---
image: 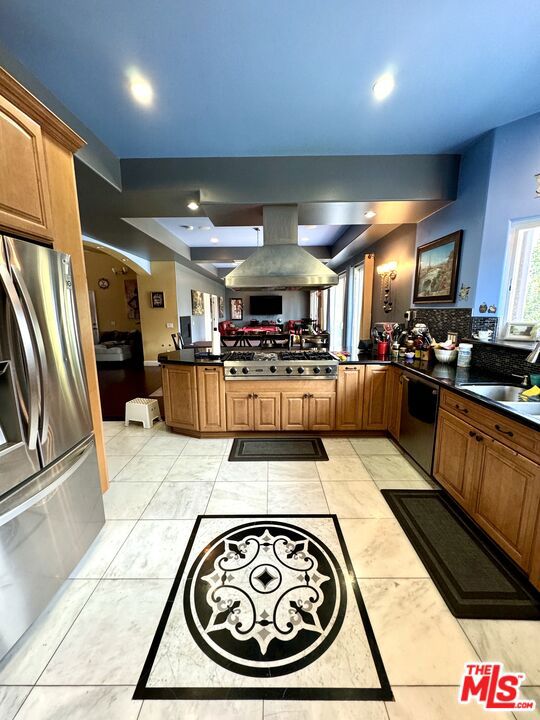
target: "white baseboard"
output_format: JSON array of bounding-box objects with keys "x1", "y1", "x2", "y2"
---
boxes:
[{"x1": 144, "y1": 360, "x2": 160, "y2": 366}]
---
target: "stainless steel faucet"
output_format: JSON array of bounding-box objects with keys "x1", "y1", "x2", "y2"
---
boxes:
[{"x1": 526, "y1": 340, "x2": 540, "y2": 364}]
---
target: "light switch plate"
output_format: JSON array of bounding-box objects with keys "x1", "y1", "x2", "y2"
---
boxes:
[{"x1": 166, "y1": 322, "x2": 174, "y2": 329}]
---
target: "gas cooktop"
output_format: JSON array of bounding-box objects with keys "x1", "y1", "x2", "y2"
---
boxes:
[{"x1": 223, "y1": 350, "x2": 338, "y2": 380}]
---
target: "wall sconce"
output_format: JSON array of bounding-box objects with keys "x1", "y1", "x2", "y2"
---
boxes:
[
  {"x1": 376, "y1": 261, "x2": 398, "y2": 314},
  {"x1": 111, "y1": 265, "x2": 129, "y2": 275},
  {"x1": 535, "y1": 173, "x2": 540, "y2": 197}
]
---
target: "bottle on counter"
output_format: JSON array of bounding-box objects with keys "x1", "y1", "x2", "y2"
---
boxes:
[
  {"x1": 457, "y1": 342, "x2": 473, "y2": 368},
  {"x1": 391, "y1": 341, "x2": 400, "y2": 359}
]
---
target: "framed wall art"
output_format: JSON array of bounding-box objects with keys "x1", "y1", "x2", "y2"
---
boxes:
[
  {"x1": 150, "y1": 291, "x2": 165, "y2": 308},
  {"x1": 413, "y1": 231, "x2": 463, "y2": 303},
  {"x1": 230, "y1": 297, "x2": 243, "y2": 320},
  {"x1": 191, "y1": 289, "x2": 204, "y2": 316}
]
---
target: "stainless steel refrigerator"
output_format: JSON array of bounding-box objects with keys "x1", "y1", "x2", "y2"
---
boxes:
[{"x1": 0, "y1": 235, "x2": 104, "y2": 659}]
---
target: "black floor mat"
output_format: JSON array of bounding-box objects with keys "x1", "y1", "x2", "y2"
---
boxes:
[
  {"x1": 381, "y1": 489, "x2": 540, "y2": 620},
  {"x1": 229, "y1": 437, "x2": 329, "y2": 461}
]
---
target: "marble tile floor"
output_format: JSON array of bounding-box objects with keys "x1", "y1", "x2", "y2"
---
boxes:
[{"x1": 0, "y1": 422, "x2": 537, "y2": 720}]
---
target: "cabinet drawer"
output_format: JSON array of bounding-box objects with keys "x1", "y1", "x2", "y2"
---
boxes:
[{"x1": 440, "y1": 389, "x2": 539, "y2": 463}]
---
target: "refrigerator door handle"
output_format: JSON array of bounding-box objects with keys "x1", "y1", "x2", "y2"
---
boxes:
[
  {"x1": 0, "y1": 243, "x2": 41, "y2": 451},
  {"x1": 10, "y1": 263, "x2": 50, "y2": 445}
]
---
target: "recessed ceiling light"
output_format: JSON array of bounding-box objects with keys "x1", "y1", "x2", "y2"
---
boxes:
[
  {"x1": 187, "y1": 201, "x2": 199, "y2": 211},
  {"x1": 306, "y1": 225, "x2": 317, "y2": 229},
  {"x1": 198, "y1": 225, "x2": 212, "y2": 231},
  {"x1": 121, "y1": 257, "x2": 127, "y2": 262},
  {"x1": 372, "y1": 73, "x2": 395, "y2": 101},
  {"x1": 129, "y1": 75, "x2": 153, "y2": 106},
  {"x1": 364, "y1": 210, "x2": 377, "y2": 219},
  {"x1": 180, "y1": 225, "x2": 194, "y2": 230},
  {"x1": 210, "y1": 237, "x2": 219, "y2": 243}
]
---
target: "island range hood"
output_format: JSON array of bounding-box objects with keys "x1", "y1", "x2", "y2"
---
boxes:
[{"x1": 224, "y1": 205, "x2": 338, "y2": 290}]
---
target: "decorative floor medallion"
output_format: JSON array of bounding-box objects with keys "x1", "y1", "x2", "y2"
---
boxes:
[
  {"x1": 184, "y1": 522, "x2": 345, "y2": 676},
  {"x1": 135, "y1": 515, "x2": 392, "y2": 701}
]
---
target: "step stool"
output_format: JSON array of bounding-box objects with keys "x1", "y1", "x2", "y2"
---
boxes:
[{"x1": 125, "y1": 397, "x2": 161, "y2": 429}]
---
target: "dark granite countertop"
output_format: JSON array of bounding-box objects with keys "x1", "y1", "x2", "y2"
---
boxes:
[
  {"x1": 158, "y1": 350, "x2": 538, "y2": 430},
  {"x1": 158, "y1": 350, "x2": 224, "y2": 366}
]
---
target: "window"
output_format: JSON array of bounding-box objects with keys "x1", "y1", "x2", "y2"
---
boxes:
[
  {"x1": 502, "y1": 220, "x2": 540, "y2": 338},
  {"x1": 309, "y1": 289, "x2": 328, "y2": 331},
  {"x1": 329, "y1": 273, "x2": 347, "y2": 351},
  {"x1": 347, "y1": 264, "x2": 364, "y2": 351}
]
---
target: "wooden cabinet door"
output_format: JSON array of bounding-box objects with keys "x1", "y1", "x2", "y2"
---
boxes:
[
  {"x1": 471, "y1": 437, "x2": 540, "y2": 570},
  {"x1": 281, "y1": 392, "x2": 309, "y2": 431},
  {"x1": 197, "y1": 366, "x2": 226, "y2": 432},
  {"x1": 362, "y1": 365, "x2": 389, "y2": 430},
  {"x1": 253, "y1": 392, "x2": 281, "y2": 431},
  {"x1": 309, "y1": 392, "x2": 336, "y2": 431},
  {"x1": 0, "y1": 95, "x2": 53, "y2": 239},
  {"x1": 387, "y1": 367, "x2": 403, "y2": 440},
  {"x1": 434, "y1": 410, "x2": 479, "y2": 510},
  {"x1": 226, "y1": 392, "x2": 254, "y2": 431},
  {"x1": 336, "y1": 365, "x2": 364, "y2": 430},
  {"x1": 162, "y1": 365, "x2": 199, "y2": 431}
]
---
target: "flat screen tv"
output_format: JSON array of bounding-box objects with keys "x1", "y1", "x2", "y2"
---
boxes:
[{"x1": 249, "y1": 295, "x2": 282, "y2": 315}]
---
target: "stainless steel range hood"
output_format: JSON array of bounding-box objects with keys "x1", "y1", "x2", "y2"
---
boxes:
[{"x1": 224, "y1": 205, "x2": 338, "y2": 290}]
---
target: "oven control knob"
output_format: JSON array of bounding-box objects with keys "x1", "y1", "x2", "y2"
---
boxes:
[
  {"x1": 270, "y1": 366, "x2": 277, "y2": 373},
  {"x1": 297, "y1": 367, "x2": 305, "y2": 374},
  {"x1": 242, "y1": 367, "x2": 249, "y2": 375},
  {"x1": 325, "y1": 367, "x2": 333, "y2": 374},
  {"x1": 286, "y1": 367, "x2": 293, "y2": 374},
  {"x1": 313, "y1": 366, "x2": 321, "y2": 374},
  {"x1": 229, "y1": 367, "x2": 237, "y2": 375}
]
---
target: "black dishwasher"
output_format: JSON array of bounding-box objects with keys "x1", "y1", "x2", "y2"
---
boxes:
[{"x1": 399, "y1": 370, "x2": 439, "y2": 475}]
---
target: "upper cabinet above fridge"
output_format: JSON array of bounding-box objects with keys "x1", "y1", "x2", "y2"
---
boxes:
[{"x1": 0, "y1": 94, "x2": 53, "y2": 240}]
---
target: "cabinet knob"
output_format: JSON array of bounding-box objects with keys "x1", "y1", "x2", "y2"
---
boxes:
[
  {"x1": 303, "y1": 393, "x2": 309, "y2": 398},
  {"x1": 455, "y1": 403, "x2": 469, "y2": 414},
  {"x1": 469, "y1": 430, "x2": 476, "y2": 438},
  {"x1": 475, "y1": 434, "x2": 484, "y2": 442},
  {"x1": 253, "y1": 393, "x2": 259, "y2": 399}
]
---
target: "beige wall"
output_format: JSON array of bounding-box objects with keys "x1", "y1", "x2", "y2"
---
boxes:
[
  {"x1": 84, "y1": 248, "x2": 139, "y2": 333},
  {"x1": 138, "y1": 260, "x2": 179, "y2": 362}
]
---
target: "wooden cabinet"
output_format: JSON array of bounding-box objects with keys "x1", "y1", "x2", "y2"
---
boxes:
[
  {"x1": 0, "y1": 94, "x2": 53, "y2": 239},
  {"x1": 362, "y1": 365, "x2": 389, "y2": 430},
  {"x1": 253, "y1": 392, "x2": 281, "y2": 431},
  {"x1": 197, "y1": 366, "x2": 226, "y2": 432},
  {"x1": 226, "y1": 392, "x2": 253, "y2": 431},
  {"x1": 281, "y1": 390, "x2": 336, "y2": 431},
  {"x1": 281, "y1": 392, "x2": 309, "y2": 431},
  {"x1": 386, "y1": 366, "x2": 403, "y2": 439},
  {"x1": 436, "y1": 390, "x2": 540, "y2": 579},
  {"x1": 336, "y1": 365, "x2": 364, "y2": 430},
  {"x1": 434, "y1": 410, "x2": 480, "y2": 510},
  {"x1": 226, "y1": 390, "x2": 280, "y2": 432},
  {"x1": 162, "y1": 365, "x2": 199, "y2": 431},
  {"x1": 472, "y1": 436, "x2": 540, "y2": 570},
  {"x1": 309, "y1": 392, "x2": 336, "y2": 431}
]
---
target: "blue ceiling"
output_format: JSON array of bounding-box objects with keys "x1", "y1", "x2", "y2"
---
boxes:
[{"x1": 1, "y1": 1, "x2": 539, "y2": 158}]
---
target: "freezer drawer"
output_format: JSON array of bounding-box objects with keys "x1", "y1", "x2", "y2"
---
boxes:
[{"x1": 0, "y1": 437, "x2": 104, "y2": 659}]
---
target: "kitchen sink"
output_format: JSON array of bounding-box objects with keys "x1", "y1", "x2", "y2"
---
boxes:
[
  {"x1": 461, "y1": 384, "x2": 524, "y2": 402},
  {"x1": 502, "y1": 402, "x2": 540, "y2": 420}
]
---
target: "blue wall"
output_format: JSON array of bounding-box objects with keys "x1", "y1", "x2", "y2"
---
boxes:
[
  {"x1": 476, "y1": 112, "x2": 540, "y2": 312},
  {"x1": 415, "y1": 132, "x2": 494, "y2": 308}
]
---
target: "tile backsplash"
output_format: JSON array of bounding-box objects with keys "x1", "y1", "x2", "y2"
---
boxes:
[
  {"x1": 409, "y1": 308, "x2": 539, "y2": 379},
  {"x1": 411, "y1": 308, "x2": 472, "y2": 342}
]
